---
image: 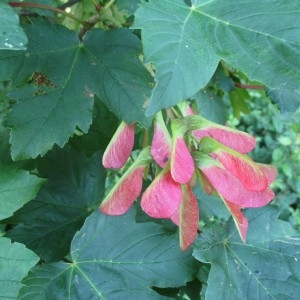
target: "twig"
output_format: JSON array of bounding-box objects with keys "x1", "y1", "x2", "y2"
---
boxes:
[
  {"x1": 234, "y1": 82, "x2": 265, "y2": 90},
  {"x1": 78, "y1": 0, "x2": 117, "y2": 39},
  {"x1": 8, "y1": 2, "x2": 92, "y2": 29}
]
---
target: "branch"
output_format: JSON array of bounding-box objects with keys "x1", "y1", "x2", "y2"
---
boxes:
[{"x1": 8, "y1": 1, "x2": 92, "y2": 29}]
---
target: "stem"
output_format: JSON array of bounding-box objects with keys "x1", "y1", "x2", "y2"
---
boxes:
[
  {"x1": 102, "y1": 0, "x2": 116, "y2": 12},
  {"x1": 8, "y1": 2, "x2": 91, "y2": 28},
  {"x1": 234, "y1": 82, "x2": 265, "y2": 90},
  {"x1": 142, "y1": 129, "x2": 149, "y2": 149},
  {"x1": 149, "y1": 162, "x2": 155, "y2": 181},
  {"x1": 78, "y1": 0, "x2": 117, "y2": 39}
]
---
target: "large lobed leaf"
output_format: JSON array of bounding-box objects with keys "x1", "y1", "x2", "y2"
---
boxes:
[
  {"x1": 0, "y1": 20, "x2": 153, "y2": 160},
  {"x1": 0, "y1": 164, "x2": 45, "y2": 220},
  {"x1": 134, "y1": 0, "x2": 300, "y2": 116},
  {"x1": 0, "y1": 2, "x2": 27, "y2": 50},
  {"x1": 193, "y1": 206, "x2": 300, "y2": 300},
  {"x1": 5, "y1": 146, "x2": 106, "y2": 261},
  {"x1": 18, "y1": 207, "x2": 197, "y2": 299},
  {"x1": 0, "y1": 237, "x2": 39, "y2": 299}
]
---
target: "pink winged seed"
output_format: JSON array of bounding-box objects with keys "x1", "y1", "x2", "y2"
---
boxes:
[
  {"x1": 141, "y1": 170, "x2": 182, "y2": 218},
  {"x1": 200, "y1": 127, "x2": 256, "y2": 154},
  {"x1": 171, "y1": 137, "x2": 195, "y2": 184},
  {"x1": 170, "y1": 206, "x2": 180, "y2": 226},
  {"x1": 185, "y1": 105, "x2": 256, "y2": 153},
  {"x1": 259, "y1": 164, "x2": 277, "y2": 184},
  {"x1": 223, "y1": 199, "x2": 248, "y2": 242},
  {"x1": 200, "y1": 163, "x2": 275, "y2": 208},
  {"x1": 214, "y1": 150, "x2": 269, "y2": 192},
  {"x1": 150, "y1": 116, "x2": 172, "y2": 168},
  {"x1": 100, "y1": 166, "x2": 145, "y2": 215},
  {"x1": 179, "y1": 185, "x2": 199, "y2": 251},
  {"x1": 102, "y1": 122, "x2": 135, "y2": 169}
]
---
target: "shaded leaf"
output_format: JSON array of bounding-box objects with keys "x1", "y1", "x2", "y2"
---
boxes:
[
  {"x1": 193, "y1": 182, "x2": 230, "y2": 223},
  {"x1": 116, "y1": 0, "x2": 141, "y2": 16},
  {"x1": 0, "y1": 237, "x2": 39, "y2": 299},
  {"x1": 266, "y1": 87, "x2": 300, "y2": 113},
  {"x1": 229, "y1": 89, "x2": 251, "y2": 119},
  {"x1": 0, "y1": 128, "x2": 12, "y2": 164},
  {"x1": 15, "y1": 0, "x2": 55, "y2": 17},
  {"x1": 70, "y1": 96, "x2": 119, "y2": 156},
  {"x1": 194, "y1": 89, "x2": 227, "y2": 124},
  {"x1": 193, "y1": 206, "x2": 300, "y2": 300},
  {"x1": 0, "y1": 21, "x2": 153, "y2": 160},
  {"x1": 0, "y1": 164, "x2": 45, "y2": 220},
  {"x1": 19, "y1": 207, "x2": 197, "y2": 299},
  {"x1": 5, "y1": 146, "x2": 106, "y2": 261},
  {"x1": 0, "y1": 2, "x2": 27, "y2": 50},
  {"x1": 134, "y1": 0, "x2": 300, "y2": 115}
]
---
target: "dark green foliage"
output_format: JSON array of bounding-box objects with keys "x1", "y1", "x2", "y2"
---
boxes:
[{"x1": 0, "y1": 1, "x2": 299, "y2": 299}]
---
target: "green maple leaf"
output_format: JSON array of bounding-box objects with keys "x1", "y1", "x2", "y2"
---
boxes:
[
  {"x1": 0, "y1": 2, "x2": 27, "y2": 50},
  {"x1": 0, "y1": 20, "x2": 153, "y2": 160},
  {"x1": 133, "y1": 0, "x2": 300, "y2": 116},
  {"x1": 193, "y1": 206, "x2": 300, "y2": 300},
  {"x1": 18, "y1": 207, "x2": 197, "y2": 299},
  {"x1": 266, "y1": 87, "x2": 300, "y2": 113},
  {"x1": 0, "y1": 237, "x2": 39, "y2": 299},
  {"x1": 5, "y1": 146, "x2": 106, "y2": 261},
  {"x1": 0, "y1": 164, "x2": 45, "y2": 220}
]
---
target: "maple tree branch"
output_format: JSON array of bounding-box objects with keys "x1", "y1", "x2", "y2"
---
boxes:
[{"x1": 8, "y1": 1, "x2": 92, "y2": 29}]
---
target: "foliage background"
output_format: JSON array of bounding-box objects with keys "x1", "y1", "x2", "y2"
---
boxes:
[{"x1": 0, "y1": 0, "x2": 299, "y2": 299}]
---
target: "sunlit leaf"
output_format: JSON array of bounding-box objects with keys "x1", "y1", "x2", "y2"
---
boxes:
[
  {"x1": 134, "y1": 0, "x2": 300, "y2": 115},
  {"x1": 0, "y1": 2, "x2": 27, "y2": 50}
]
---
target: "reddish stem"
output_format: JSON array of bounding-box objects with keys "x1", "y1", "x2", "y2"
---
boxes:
[
  {"x1": 8, "y1": 2, "x2": 91, "y2": 28},
  {"x1": 234, "y1": 83, "x2": 265, "y2": 90}
]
